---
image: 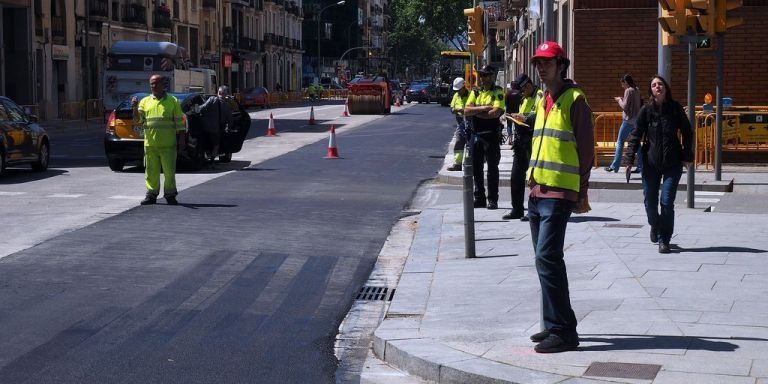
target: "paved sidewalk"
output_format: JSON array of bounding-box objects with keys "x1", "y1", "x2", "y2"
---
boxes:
[{"x1": 373, "y1": 146, "x2": 768, "y2": 383}]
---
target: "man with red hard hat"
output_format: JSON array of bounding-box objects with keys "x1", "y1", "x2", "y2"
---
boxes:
[{"x1": 525, "y1": 41, "x2": 594, "y2": 353}]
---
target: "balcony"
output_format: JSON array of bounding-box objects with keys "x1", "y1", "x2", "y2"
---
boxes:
[
  {"x1": 51, "y1": 15, "x2": 66, "y2": 45},
  {"x1": 121, "y1": 3, "x2": 147, "y2": 25},
  {"x1": 264, "y1": 32, "x2": 274, "y2": 45},
  {"x1": 153, "y1": 9, "x2": 172, "y2": 30},
  {"x1": 89, "y1": 0, "x2": 109, "y2": 18},
  {"x1": 202, "y1": 0, "x2": 215, "y2": 8},
  {"x1": 235, "y1": 37, "x2": 261, "y2": 52}
]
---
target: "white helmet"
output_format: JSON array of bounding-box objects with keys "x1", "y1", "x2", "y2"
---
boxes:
[{"x1": 452, "y1": 77, "x2": 465, "y2": 91}]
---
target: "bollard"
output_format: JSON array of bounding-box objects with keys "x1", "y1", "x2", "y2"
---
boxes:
[{"x1": 462, "y1": 133, "x2": 476, "y2": 259}]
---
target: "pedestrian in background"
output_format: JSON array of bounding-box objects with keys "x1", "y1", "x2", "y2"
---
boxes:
[
  {"x1": 504, "y1": 80, "x2": 523, "y2": 146},
  {"x1": 526, "y1": 41, "x2": 594, "y2": 353},
  {"x1": 132, "y1": 74, "x2": 186, "y2": 206},
  {"x1": 624, "y1": 75, "x2": 693, "y2": 254},
  {"x1": 199, "y1": 85, "x2": 233, "y2": 164},
  {"x1": 464, "y1": 65, "x2": 505, "y2": 210},
  {"x1": 606, "y1": 74, "x2": 643, "y2": 173},
  {"x1": 447, "y1": 77, "x2": 470, "y2": 171},
  {"x1": 503, "y1": 73, "x2": 542, "y2": 221}
]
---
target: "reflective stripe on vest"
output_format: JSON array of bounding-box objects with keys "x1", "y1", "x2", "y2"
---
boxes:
[{"x1": 526, "y1": 88, "x2": 585, "y2": 193}]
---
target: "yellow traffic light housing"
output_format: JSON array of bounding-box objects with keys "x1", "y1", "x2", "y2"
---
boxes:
[
  {"x1": 658, "y1": 0, "x2": 686, "y2": 44},
  {"x1": 715, "y1": 0, "x2": 743, "y2": 33},
  {"x1": 686, "y1": 0, "x2": 716, "y2": 37},
  {"x1": 464, "y1": 6, "x2": 485, "y2": 56}
]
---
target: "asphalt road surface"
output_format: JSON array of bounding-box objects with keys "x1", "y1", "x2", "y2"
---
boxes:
[{"x1": 0, "y1": 103, "x2": 453, "y2": 383}]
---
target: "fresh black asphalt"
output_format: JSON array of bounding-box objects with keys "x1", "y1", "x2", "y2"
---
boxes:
[{"x1": 0, "y1": 104, "x2": 453, "y2": 383}]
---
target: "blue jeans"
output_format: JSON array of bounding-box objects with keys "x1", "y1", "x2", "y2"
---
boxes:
[
  {"x1": 642, "y1": 165, "x2": 683, "y2": 244},
  {"x1": 610, "y1": 120, "x2": 643, "y2": 171},
  {"x1": 528, "y1": 197, "x2": 578, "y2": 339}
]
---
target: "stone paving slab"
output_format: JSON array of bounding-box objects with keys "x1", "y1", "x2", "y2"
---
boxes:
[{"x1": 373, "y1": 195, "x2": 768, "y2": 383}]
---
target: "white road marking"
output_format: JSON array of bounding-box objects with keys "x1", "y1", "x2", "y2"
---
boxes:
[
  {"x1": 0, "y1": 191, "x2": 26, "y2": 196},
  {"x1": 47, "y1": 194, "x2": 86, "y2": 198},
  {"x1": 695, "y1": 191, "x2": 725, "y2": 196}
]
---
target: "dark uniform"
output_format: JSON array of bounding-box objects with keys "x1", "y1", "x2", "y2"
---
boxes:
[{"x1": 466, "y1": 85, "x2": 505, "y2": 208}]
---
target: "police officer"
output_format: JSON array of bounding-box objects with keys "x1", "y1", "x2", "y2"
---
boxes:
[
  {"x1": 132, "y1": 74, "x2": 186, "y2": 205},
  {"x1": 503, "y1": 73, "x2": 543, "y2": 221},
  {"x1": 464, "y1": 65, "x2": 505, "y2": 210},
  {"x1": 447, "y1": 77, "x2": 470, "y2": 171}
]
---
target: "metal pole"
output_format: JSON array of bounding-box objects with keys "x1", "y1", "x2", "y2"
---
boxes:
[
  {"x1": 687, "y1": 41, "x2": 696, "y2": 209},
  {"x1": 317, "y1": 9, "x2": 321, "y2": 81},
  {"x1": 657, "y1": 5, "x2": 671, "y2": 79},
  {"x1": 715, "y1": 32, "x2": 724, "y2": 181},
  {"x1": 542, "y1": 0, "x2": 554, "y2": 41},
  {"x1": 463, "y1": 127, "x2": 476, "y2": 259}
]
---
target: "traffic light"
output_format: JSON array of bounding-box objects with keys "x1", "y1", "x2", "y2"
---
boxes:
[
  {"x1": 715, "y1": 0, "x2": 743, "y2": 33},
  {"x1": 658, "y1": 0, "x2": 685, "y2": 44},
  {"x1": 686, "y1": 0, "x2": 716, "y2": 37},
  {"x1": 464, "y1": 6, "x2": 485, "y2": 56}
]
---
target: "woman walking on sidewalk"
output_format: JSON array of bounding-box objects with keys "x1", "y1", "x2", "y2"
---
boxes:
[
  {"x1": 624, "y1": 75, "x2": 693, "y2": 254},
  {"x1": 606, "y1": 74, "x2": 643, "y2": 173}
]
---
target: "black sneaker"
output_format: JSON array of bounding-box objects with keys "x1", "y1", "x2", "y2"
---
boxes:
[
  {"x1": 604, "y1": 166, "x2": 616, "y2": 173},
  {"x1": 502, "y1": 210, "x2": 524, "y2": 220},
  {"x1": 534, "y1": 334, "x2": 579, "y2": 353},
  {"x1": 473, "y1": 200, "x2": 487, "y2": 208},
  {"x1": 520, "y1": 215, "x2": 530, "y2": 222},
  {"x1": 530, "y1": 330, "x2": 550, "y2": 342},
  {"x1": 487, "y1": 201, "x2": 498, "y2": 210},
  {"x1": 140, "y1": 196, "x2": 157, "y2": 205},
  {"x1": 659, "y1": 242, "x2": 671, "y2": 254},
  {"x1": 447, "y1": 164, "x2": 462, "y2": 171},
  {"x1": 650, "y1": 226, "x2": 658, "y2": 243},
  {"x1": 165, "y1": 196, "x2": 179, "y2": 206}
]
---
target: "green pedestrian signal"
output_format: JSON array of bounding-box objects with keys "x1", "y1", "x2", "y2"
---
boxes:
[{"x1": 697, "y1": 38, "x2": 713, "y2": 50}]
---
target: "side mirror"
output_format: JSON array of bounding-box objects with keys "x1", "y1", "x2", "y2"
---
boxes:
[{"x1": 28, "y1": 114, "x2": 39, "y2": 123}]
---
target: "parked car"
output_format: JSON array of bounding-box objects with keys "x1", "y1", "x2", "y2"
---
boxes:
[
  {"x1": 389, "y1": 81, "x2": 403, "y2": 104},
  {"x1": 0, "y1": 96, "x2": 49, "y2": 176},
  {"x1": 104, "y1": 92, "x2": 251, "y2": 172},
  {"x1": 404, "y1": 82, "x2": 437, "y2": 104},
  {"x1": 239, "y1": 86, "x2": 269, "y2": 109}
]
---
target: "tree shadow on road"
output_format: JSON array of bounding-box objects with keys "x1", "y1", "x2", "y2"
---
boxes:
[
  {"x1": 671, "y1": 245, "x2": 767, "y2": 253},
  {"x1": 577, "y1": 334, "x2": 758, "y2": 352}
]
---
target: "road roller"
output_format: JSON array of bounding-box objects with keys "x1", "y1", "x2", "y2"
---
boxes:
[{"x1": 346, "y1": 75, "x2": 392, "y2": 115}]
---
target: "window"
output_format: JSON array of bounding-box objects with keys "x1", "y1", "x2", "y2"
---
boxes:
[
  {"x1": 2, "y1": 100, "x2": 26, "y2": 122},
  {"x1": 0, "y1": 104, "x2": 8, "y2": 121}
]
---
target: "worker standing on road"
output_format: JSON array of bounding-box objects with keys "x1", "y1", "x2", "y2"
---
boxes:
[
  {"x1": 463, "y1": 65, "x2": 505, "y2": 210},
  {"x1": 199, "y1": 85, "x2": 233, "y2": 164},
  {"x1": 447, "y1": 77, "x2": 470, "y2": 171},
  {"x1": 503, "y1": 73, "x2": 543, "y2": 221},
  {"x1": 132, "y1": 74, "x2": 186, "y2": 206},
  {"x1": 525, "y1": 41, "x2": 594, "y2": 353}
]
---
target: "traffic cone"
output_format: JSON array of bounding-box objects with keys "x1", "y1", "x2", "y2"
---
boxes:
[
  {"x1": 309, "y1": 106, "x2": 316, "y2": 125},
  {"x1": 266, "y1": 113, "x2": 277, "y2": 136},
  {"x1": 324, "y1": 125, "x2": 340, "y2": 159},
  {"x1": 341, "y1": 100, "x2": 350, "y2": 117}
]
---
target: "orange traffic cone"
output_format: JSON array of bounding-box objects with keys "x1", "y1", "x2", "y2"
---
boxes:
[
  {"x1": 324, "y1": 125, "x2": 340, "y2": 159},
  {"x1": 309, "y1": 106, "x2": 316, "y2": 125},
  {"x1": 341, "y1": 100, "x2": 350, "y2": 117},
  {"x1": 266, "y1": 113, "x2": 277, "y2": 136}
]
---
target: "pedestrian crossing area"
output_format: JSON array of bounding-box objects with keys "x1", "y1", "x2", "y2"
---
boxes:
[{"x1": 684, "y1": 191, "x2": 726, "y2": 207}]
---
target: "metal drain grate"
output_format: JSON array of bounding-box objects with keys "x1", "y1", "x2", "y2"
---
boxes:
[
  {"x1": 584, "y1": 362, "x2": 661, "y2": 380},
  {"x1": 603, "y1": 223, "x2": 644, "y2": 228},
  {"x1": 356, "y1": 286, "x2": 395, "y2": 301}
]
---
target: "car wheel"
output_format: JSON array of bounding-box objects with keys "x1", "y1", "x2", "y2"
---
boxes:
[
  {"x1": 108, "y1": 158, "x2": 125, "y2": 172},
  {"x1": 219, "y1": 153, "x2": 232, "y2": 163},
  {"x1": 31, "y1": 140, "x2": 50, "y2": 172}
]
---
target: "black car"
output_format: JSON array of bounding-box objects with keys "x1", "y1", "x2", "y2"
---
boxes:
[
  {"x1": 104, "y1": 93, "x2": 251, "y2": 171},
  {"x1": 0, "y1": 96, "x2": 50, "y2": 176},
  {"x1": 405, "y1": 82, "x2": 437, "y2": 104}
]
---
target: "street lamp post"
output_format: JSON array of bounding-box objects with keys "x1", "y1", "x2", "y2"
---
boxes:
[{"x1": 317, "y1": 0, "x2": 345, "y2": 81}]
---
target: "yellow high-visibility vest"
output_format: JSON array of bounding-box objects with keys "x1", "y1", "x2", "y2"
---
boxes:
[
  {"x1": 519, "y1": 88, "x2": 543, "y2": 114},
  {"x1": 526, "y1": 88, "x2": 586, "y2": 192},
  {"x1": 138, "y1": 93, "x2": 185, "y2": 147}
]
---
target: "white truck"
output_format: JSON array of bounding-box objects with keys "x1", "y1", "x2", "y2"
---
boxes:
[{"x1": 103, "y1": 41, "x2": 217, "y2": 111}]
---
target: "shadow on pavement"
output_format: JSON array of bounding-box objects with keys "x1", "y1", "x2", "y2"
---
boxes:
[
  {"x1": 570, "y1": 216, "x2": 620, "y2": 223},
  {"x1": 0, "y1": 169, "x2": 68, "y2": 184},
  {"x1": 578, "y1": 334, "x2": 747, "y2": 352},
  {"x1": 672, "y1": 245, "x2": 767, "y2": 253},
  {"x1": 474, "y1": 254, "x2": 520, "y2": 259}
]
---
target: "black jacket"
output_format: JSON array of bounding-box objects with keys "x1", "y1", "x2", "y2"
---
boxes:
[{"x1": 625, "y1": 100, "x2": 694, "y2": 170}]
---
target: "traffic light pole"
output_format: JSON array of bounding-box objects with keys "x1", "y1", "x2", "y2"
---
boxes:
[
  {"x1": 686, "y1": 40, "x2": 696, "y2": 209},
  {"x1": 714, "y1": 32, "x2": 725, "y2": 181}
]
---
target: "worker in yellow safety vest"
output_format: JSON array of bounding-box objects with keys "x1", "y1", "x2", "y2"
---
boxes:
[
  {"x1": 132, "y1": 74, "x2": 186, "y2": 206},
  {"x1": 525, "y1": 41, "x2": 594, "y2": 354}
]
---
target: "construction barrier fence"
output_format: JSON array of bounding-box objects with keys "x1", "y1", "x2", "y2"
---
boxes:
[{"x1": 593, "y1": 108, "x2": 768, "y2": 169}]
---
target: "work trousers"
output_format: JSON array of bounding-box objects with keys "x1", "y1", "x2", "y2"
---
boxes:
[
  {"x1": 528, "y1": 197, "x2": 578, "y2": 341},
  {"x1": 509, "y1": 137, "x2": 531, "y2": 215},
  {"x1": 144, "y1": 145, "x2": 178, "y2": 197},
  {"x1": 642, "y1": 164, "x2": 683, "y2": 245},
  {"x1": 472, "y1": 132, "x2": 501, "y2": 203}
]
